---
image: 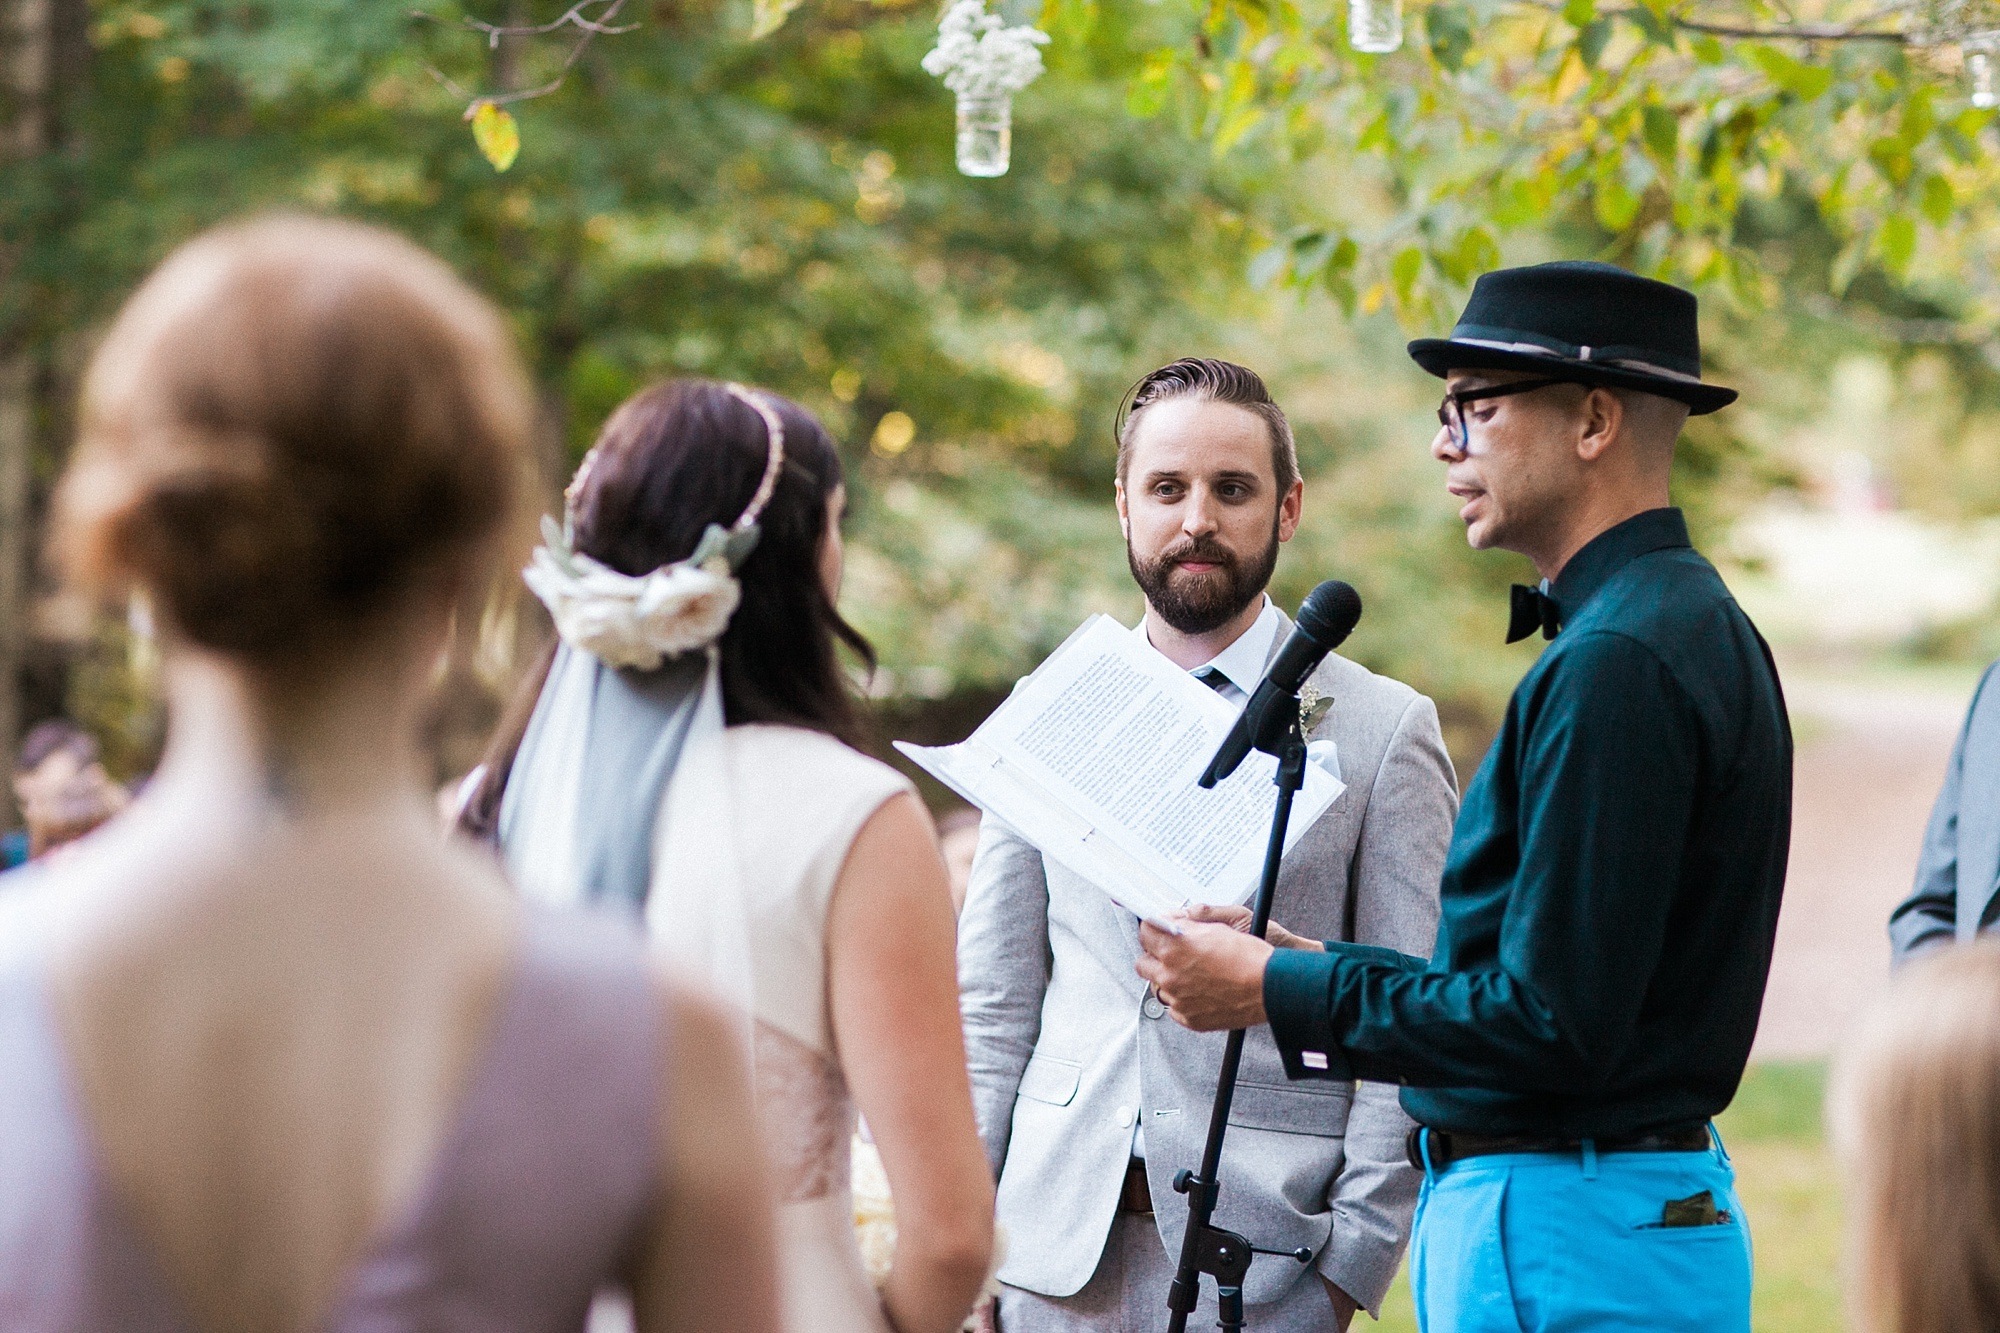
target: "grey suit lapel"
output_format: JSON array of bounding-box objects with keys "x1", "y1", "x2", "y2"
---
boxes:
[{"x1": 1960, "y1": 681, "x2": 2000, "y2": 940}]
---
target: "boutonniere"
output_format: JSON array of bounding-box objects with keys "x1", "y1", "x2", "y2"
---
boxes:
[{"x1": 1299, "y1": 681, "x2": 1334, "y2": 734}]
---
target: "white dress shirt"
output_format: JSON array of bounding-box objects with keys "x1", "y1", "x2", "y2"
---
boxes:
[{"x1": 1126, "y1": 599, "x2": 1282, "y2": 1154}]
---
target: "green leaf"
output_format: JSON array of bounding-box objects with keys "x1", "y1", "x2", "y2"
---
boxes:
[
  {"x1": 1921, "y1": 172, "x2": 1954, "y2": 226},
  {"x1": 1212, "y1": 104, "x2": 1266, "y2": 154},
  {"x1": 1578, "y1": 19, "x2": 1613, "y2": 68},
  {"x1": 1642, "y1": 103, "x2": 1679, "y2": 164},
  {"x1": 1876, "y1": 212, "x2": 1917, "y2": 276},
  {"x1": 1828, "y1": 237, "x2": 1867, "y2": 295},
  {"x1": 1593, "y1": 174, "x2": 1641, "y2": 231},
  {"x1": 1390, "y1": 246, "x2": 1424, "y2": 304},
  {"x1": 1868, "y1": 135, "x2": 1914, "y2": 187},
  {"x1": 1690, "y1": 33, "x2": 1725, "y2": 64},
  {"x1": 1746, "y1": 46, "x2": 1833, "y2": 102},
  {"x1": 470, "y1": 103, "x2": 520, "y2": 172},
  {"x1": 1426, "y1": 4, "x2": 1475, "y2": 72},
  {"x1": 1562, "y1": 0, "x2": 1596, "y2": 29}
]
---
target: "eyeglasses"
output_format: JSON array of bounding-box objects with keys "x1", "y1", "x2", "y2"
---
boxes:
[{"x1": 1436, "y1": 377, "x2": 1572, "y2": 453}]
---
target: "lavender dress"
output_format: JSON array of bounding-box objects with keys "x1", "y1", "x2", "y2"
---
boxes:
[{"x1": 0, "y1": 904, "x2": 662, "y2": 1332}]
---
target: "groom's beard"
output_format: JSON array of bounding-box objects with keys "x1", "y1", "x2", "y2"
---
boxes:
[{"x1": 1128, "y1": 522, "x2": 1280, "y2": 636}]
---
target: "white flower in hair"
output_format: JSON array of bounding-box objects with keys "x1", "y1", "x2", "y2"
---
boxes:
[
  {"x1": 525, "y1": 516, "x2": 752, "y2": 671},
  {"x1": 527, "y1": 382, "x2": 789, "y2": 672}
]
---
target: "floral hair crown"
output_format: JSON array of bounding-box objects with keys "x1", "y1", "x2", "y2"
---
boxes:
[{"x1": 523, "y1": 383, "x2": 787, "y2": 670}]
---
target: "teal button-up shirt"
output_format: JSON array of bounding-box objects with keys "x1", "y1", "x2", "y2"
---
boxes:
[{"x1": 1264, "y1": 508, "x2": 1792, "y2": 1138}]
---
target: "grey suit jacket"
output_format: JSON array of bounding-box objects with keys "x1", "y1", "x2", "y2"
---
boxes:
[
  {"x1": 957, "y1": 629, "x2": 1457, "y2": 1315},
  {"x1": 1892, "y1": 661, "x2": 2000, "y2": 960}
]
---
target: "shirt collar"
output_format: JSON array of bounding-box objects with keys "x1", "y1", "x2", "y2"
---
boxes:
[
  {"x1": 1549, "y1": 507, "x2": 1691, "y2": 622},
  {"x1": 1135, "y1": 596, "x2": 1282, "y2": 694}
]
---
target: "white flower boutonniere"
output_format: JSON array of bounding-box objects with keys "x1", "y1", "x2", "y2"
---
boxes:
[{"x1": 1299, "y1": 681, "x2": 1334, "y2": 735}]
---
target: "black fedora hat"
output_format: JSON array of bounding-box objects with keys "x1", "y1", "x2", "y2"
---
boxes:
[{"x1": 1407, "y1": 260, "x2": 1737, "y2": 415}]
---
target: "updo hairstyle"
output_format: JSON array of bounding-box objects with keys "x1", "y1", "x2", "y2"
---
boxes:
[{"x1": 54, "y1": 214, "x2": 535, "y2": 660}]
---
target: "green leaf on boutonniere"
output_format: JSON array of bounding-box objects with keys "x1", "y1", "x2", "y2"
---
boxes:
[{"x1": 1300, "y1": 683, "x2": 1334, "y2": 734}]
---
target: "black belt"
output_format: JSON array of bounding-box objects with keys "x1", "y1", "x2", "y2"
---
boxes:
[{"x1": 1406, "y1": 1122, "x2": 1711, "y2": 1171}]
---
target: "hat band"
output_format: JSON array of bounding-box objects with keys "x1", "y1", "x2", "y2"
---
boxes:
[{"x1": 1448, "y1": 337, "x2": 1707, "y2": 386}]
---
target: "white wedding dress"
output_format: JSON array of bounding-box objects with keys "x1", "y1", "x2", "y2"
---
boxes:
[{"x1": 648, "y1": 721, "x2": 912, "y2": 1333}]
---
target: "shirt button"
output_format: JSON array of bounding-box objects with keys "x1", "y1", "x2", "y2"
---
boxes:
[
  {"x1": 1143, "y1": 993, "x2": 1167, "y2": 1020},
  {"x1": 1116, "y1": 1106, "x2": 1135, "y2": 1127}
]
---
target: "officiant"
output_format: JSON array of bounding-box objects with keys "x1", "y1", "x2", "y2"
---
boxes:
[
  {"x1": 1137, "y1": 264, "x2": 1793, "y2": 1332},
  {"x1": 957, "y1": 358, "x2": 1459, "y2": 1332}
]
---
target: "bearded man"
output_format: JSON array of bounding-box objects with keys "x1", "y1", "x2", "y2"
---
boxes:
[{"x1": 957, "y1": 358, "x2": 1459, "y2": 1332}]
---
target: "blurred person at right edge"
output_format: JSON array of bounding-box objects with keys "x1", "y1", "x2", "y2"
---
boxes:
[
  {"x1": 0, "y1": 215, "x2": 777, "y2": 1333},
  {"x1": 459, "y1": 379, "x2": 995, "y2": 1333},
  {"x1": 1135, "y1": 263, "x2": 1793, "y2": 1333},
  {"x1": 1831, "y1": 942, "x2": 2000, "y2": 1333},
  {"x1": 1889, "y1": 662, "x2": 2000, "y2": 959}
]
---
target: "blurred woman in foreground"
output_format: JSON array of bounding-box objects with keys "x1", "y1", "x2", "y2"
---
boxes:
[
  {"x1": 0, "y1": 215, "x2": 776, "y2": 1333},
  {"x1": 464, "y1": 378, "x2": 995, "y2": 1333},
  {"x1": 1831, "y1": 942, "x2": 2000, "y2": 1332}
]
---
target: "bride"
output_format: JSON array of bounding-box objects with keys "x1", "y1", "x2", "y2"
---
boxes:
[{"x1": 461, "y1": 378, "x2": 995, "y2": 1333}]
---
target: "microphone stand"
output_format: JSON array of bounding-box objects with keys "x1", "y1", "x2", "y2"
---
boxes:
[{"x1": 1165, "y1": 690, "x2": 1315, "y2": 1333}]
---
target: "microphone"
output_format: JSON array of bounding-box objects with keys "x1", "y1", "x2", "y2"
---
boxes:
[{"x1": 1198, "y1": 581, "x2": 1362, "y2": 788}]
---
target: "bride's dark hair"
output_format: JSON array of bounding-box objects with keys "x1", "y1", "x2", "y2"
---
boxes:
[{"x1": 458, "y1": 378, "x2": 873, "y2": 841}]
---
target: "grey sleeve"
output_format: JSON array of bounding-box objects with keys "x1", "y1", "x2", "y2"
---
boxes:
[
  {"x1": 1890, "y1": 663, "x2": 1996, "y2": 963},
  {"x1": 957, "y1": 815, "x2": 1053, "y2": 1178},
  {"x1": 1317, "y1": 693, "x2": 1457, "y2": 1315}
]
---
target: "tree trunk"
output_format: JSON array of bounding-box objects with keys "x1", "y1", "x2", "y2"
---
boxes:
[{"x1": 0, "y1": 0, "x2": 52, "y2": 825}]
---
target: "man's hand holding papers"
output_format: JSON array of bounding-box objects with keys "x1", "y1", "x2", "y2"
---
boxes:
[{"x1": 896, "y1": 614, "x2": 1343, "y2": 927}]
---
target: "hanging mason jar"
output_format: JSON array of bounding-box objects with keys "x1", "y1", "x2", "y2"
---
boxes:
[
  {"x1": 1349, "y1": 0, "x2": 1404, "y2": 53},
  {"x1": 1967, "y1": 35, "x2": 2000, "y2": 109},
  {"x1": 923, "y1": 0, "x2": 1048, "y2": 180},
  {"x1": 956, "y1": 91, "x2": 1013, "y2": 177}
]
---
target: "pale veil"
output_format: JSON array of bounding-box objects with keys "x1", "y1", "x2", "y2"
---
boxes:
[{"x1": 495, "y1": 382, "x2": 788, "y2": 1037}]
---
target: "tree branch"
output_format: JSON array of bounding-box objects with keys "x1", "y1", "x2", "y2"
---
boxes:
[
  {"x1": 414, "y1": 0, "x2": 637, "y2": 113},
  {"x1": 1513, "y1": 0, "x2": 1920, "y2": 42}
]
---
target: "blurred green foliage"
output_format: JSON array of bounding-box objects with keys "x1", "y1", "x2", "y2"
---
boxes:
[{"x1": 10, "y1": 0, "x2": 2000, "y2": 773}]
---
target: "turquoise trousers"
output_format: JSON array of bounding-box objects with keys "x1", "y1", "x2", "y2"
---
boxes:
[{"x1": 1409, "y1": 1131, "x2": 1752, "y2": 1333}]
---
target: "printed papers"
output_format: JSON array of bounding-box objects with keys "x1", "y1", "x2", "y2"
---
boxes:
[{"x1": 896, "y1": 615, "x2": 1343, "y2": 925}]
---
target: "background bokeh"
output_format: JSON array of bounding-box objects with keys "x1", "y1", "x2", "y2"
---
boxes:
[{"x1": 11, "y1": 3, "x2": 2000, "y2": 1326}]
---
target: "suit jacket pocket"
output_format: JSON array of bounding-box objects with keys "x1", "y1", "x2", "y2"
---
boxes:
[
  {"x1": 1017, "y1": 1053, "x2": 1083, "y2": 1107},
  {"x1": 1227, "y1": 1080, "x2": 1352, "y2": 1136}
]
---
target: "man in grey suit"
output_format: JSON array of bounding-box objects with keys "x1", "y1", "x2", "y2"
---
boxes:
[
  {"x1": 958, "y1": 358, "x2": 1459, "y2": 1332},
  {"x1": 1892, "y1": 661, "x2": 2000, "y2": 958}
]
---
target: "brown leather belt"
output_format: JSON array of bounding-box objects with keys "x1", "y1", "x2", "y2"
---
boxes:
[
  {"x1": 1119, "y1": 1158, "x2": 1154, "y2": 1214},
  {"x1": 1406, "y1": 1123, "x2": 1711, "y2": 1171}
]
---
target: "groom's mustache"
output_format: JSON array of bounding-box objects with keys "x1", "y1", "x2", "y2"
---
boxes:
[{"x1": 1158, "y1": 536, "x2": 1239, "y2": 570}]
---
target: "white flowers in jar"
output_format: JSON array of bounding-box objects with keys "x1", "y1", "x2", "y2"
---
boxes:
[{"x1": 921, "y1": 0, "x2": 1050, "y2": 177}]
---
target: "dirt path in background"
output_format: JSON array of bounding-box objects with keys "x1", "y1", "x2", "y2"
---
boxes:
[{"x1": 1751, "y1": 672, "x2": 1971, "y2": 1060}]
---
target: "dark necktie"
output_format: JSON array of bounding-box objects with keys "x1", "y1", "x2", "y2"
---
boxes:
[{"x1": 1507, "y1": 584, "x2": 1562, "y2": 644}]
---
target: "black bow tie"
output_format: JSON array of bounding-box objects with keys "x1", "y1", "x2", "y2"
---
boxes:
[{"x1": 1508, "y1": 584, "x2": 1562, "y2": 644}]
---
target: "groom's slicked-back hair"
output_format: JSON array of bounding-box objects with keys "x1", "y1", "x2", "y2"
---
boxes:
[{"x1": 1116, "y1": 358, "x2": 1299, "y2": 493}]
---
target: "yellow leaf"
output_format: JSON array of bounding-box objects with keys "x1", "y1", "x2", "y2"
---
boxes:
[
  {"x1": 749, "y1": 0, "x2": 802, "y2": 39},
  {"x1": 1552, "y1": 50, "x2": 1589, "y2": 102},
  {"x1": 470, "y1": 103, "x2": 520, "y2": 172}
]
